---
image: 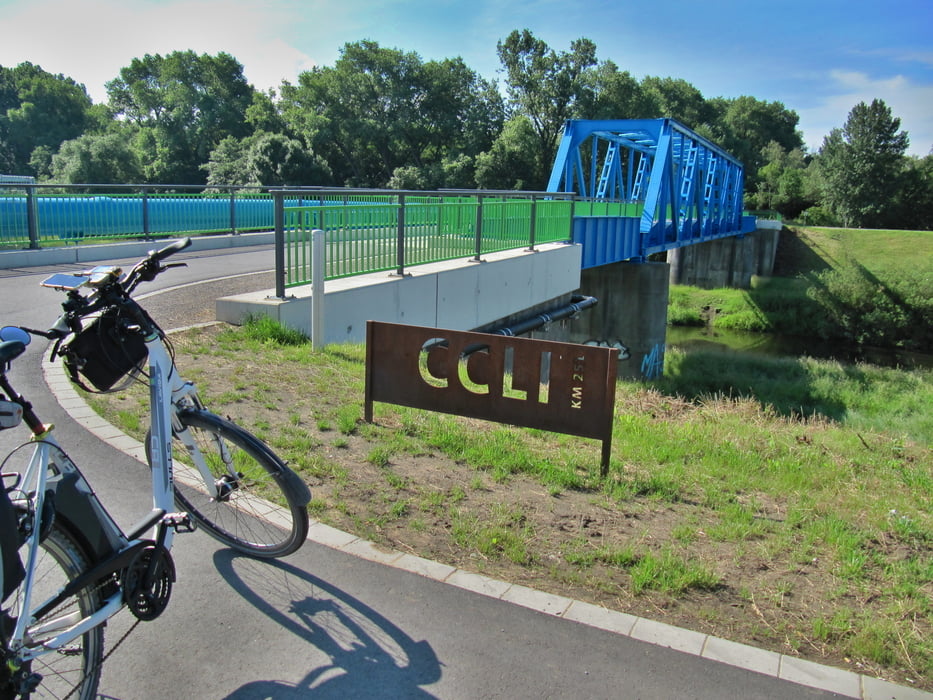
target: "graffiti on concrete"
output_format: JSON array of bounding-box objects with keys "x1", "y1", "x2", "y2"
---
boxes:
[
  {"x1": 584, "y1": 339, "x2": 630, "y2": 360},
  {"x1": 640, "y1": 343, "x2": 665, "y2": 379}
]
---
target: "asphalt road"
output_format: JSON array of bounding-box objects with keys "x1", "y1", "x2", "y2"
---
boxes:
[{"x1": 0, "y1": 244, "x2": 852, "y2": 699}]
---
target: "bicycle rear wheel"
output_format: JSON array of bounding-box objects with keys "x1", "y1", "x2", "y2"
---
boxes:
[
  {"x1": 1, "y1": 522, "x2": 104, "y2": 700},
  {"x1": 161, "y1": 410, "x2": 310, "y2": 558}
]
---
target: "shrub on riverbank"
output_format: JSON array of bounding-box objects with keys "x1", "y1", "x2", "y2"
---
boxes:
[{"x1": 669, "y1": 226, "x2": 933, "y2": 352}]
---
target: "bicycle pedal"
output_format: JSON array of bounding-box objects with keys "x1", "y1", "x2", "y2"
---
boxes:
[{"x1": 162, "y1": 512, "x2": 196, "y2": 533}]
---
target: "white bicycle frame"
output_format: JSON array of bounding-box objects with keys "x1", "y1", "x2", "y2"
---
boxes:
[
  {"x1": 8, "y1": 436, "x2": 125, "y2": 663},
  {"x1": 6, "y1": 330, "x2": 218, "y2": 665}
]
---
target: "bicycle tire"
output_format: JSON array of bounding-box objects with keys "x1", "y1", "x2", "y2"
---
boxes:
[
  {"x1": 1, "y1": 522, "x2": 104, "y2": 700},
  {"x1": 151, "y1": 410, "x2": 309, "y2": 558}
]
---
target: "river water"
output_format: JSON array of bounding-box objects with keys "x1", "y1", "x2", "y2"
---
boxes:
[{"x1": 665, "y1": 326, "x2": 933, "y2": 371}]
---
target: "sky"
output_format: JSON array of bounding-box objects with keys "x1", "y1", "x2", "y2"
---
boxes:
[{"x1": 1, "y1": 0, "x2": 931, "y2": 157}]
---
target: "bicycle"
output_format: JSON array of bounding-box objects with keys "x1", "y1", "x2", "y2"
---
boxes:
[{"x1": 0, "y1": 238, "x2": 310, "y2": 698}]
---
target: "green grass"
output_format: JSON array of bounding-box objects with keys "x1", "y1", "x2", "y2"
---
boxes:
[
  {"x1": 561, "y1": 539, "x2": 722, "y2": 596},
  {"x1": 242, "y1": 315, "x2": 309, "y2": 345},
  {"x1": 451, "y1": 504, "x2": 535, "y2": 565},
  {"x1": 628, "y1": 548, "x2": 721, "y2": 595},
  {"x1": 659, "y1": 349, "x2": 932, "y2": 444},
  {"x1": 87, "y1": 315, "x2": 932, "y2": 686}
]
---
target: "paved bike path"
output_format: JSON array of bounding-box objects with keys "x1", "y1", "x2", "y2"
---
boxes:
[{"x1": 2, "y1": 244, "x2": 926, "y2": 699}]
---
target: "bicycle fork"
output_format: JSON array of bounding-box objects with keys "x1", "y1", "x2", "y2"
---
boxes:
[{"x1": 166, "y1": 380, "x2": 235, "y2": 503}]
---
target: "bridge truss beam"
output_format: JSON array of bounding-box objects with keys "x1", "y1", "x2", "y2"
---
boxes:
[{"x1": 548, "y1": 119, "x2": 751, "y2": 262}]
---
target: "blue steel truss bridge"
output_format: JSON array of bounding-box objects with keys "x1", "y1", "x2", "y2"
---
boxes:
[{"x1": 549, "y1": 118, "x2": 755, "y2": 269}]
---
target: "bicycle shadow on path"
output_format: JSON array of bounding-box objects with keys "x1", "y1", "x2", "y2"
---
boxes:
[{"x1": 212, "y1": 550, "x2": 442, "y2": 699}]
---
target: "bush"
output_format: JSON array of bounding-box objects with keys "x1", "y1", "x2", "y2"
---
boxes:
[
  {"x1": 799, "y1": 206, "x2": 837, "y2": 227},
  {"x1": 808, "y1": 265, "x2": 933, "y2": 350}
]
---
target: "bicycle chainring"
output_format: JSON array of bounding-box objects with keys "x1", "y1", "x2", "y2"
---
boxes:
[{"x1": 122, "y1": 544, "x2": 175, "y2": 621}]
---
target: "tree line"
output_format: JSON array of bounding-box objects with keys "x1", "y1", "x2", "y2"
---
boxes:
[{"x1": 1, "y1": 29, "x2": 930, "y2": 229}]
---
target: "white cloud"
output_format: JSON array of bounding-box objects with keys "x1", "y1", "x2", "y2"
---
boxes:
[
  {"x1": 797, "y1": 70, "x2": 933, "y2": 157},
  {"x1": 0, "y1": 0, "x2": 316, "y2": 100}
]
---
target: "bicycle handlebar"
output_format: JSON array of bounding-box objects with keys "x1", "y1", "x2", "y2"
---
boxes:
[
  {"x1": 151, "y1": 237, "x2": 192, "y2": 262},
  {"x1": 20, "y1": 237, "x2": 194, "y2": 350},
  {"x1": 123, "y1": 237, "x2": 192, "y2": 291}
]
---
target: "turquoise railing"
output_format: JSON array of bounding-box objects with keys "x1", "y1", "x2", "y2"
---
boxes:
[{"x1": 0, "y1": 185, "x2": 279, "y2": 248}]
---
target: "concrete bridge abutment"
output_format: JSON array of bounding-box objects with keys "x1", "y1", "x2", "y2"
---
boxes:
[
  {"x1": 667, "y1": 223, "x2": 782, "y2": 289},
  {"x1": 538, "y1": 225, "x2": 781, "y2": 380},
  {"x1": 541, "y1": 261, "x2": 671, "y2": 381}
]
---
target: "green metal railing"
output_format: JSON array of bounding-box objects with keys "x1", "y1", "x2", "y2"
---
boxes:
[
  {"x1": 273, "y1": 189, "x2": 578, "y2": 296},
  {"x1": 2, "y1": 184, "x2": 660, "y2": 294}
]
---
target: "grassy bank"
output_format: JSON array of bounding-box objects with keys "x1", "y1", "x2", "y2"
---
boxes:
[
  {"x1": 90, "y1": 319, "x2": 932, "y2": 689},
  {"x1": 661, "y1": 348, "x2": 931, "y2": 445},
  {"x1": 668, "y1": 226, "x2": 933, "y2": 352}
]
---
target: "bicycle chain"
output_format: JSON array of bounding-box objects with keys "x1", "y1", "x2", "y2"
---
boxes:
[
  {"x1": 16, "y1": 575, "x2": 142, "y2": 700},
  {"x1": 61, "y1": 613, "x2": 141, "y2": 700}
]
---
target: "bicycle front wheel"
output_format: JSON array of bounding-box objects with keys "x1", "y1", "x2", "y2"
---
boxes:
[
  {"x1": 166, "y1": 410, "x2": 310, "y2": 558},
  {"x1": 1, "y1": 522, "x2": 104, "y2": 700}
]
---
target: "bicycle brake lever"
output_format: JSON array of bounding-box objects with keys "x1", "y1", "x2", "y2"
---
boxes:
[{"x1": 48, "y1": 337, "x2": 65, "y2": 363}]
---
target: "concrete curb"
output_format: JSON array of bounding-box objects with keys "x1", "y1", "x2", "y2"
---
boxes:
[
  {"x1": 0, "y1": 232, "x2": 275, "y2": 270},
  {"x1": 41, "y1": 349, "x2": 931, "y2": 700}
]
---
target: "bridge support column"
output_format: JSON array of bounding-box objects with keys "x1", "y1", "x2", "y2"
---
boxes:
[
  {"x1": 546, "y1": 261, "x2": 670, "y2": 381},
  {"x1": 667, "y1": 226, "x2": 781, "y2": 289}
]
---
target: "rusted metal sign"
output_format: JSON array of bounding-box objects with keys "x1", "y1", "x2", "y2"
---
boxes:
[{"x1": 364, "y1": 321, "x2": 618, "y2": 473}]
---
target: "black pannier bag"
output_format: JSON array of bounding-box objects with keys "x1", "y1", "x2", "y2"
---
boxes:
[
  {"x1": 1, "y1": 481, "x2": 24, "y2": 603},
  {"x1": 63, "y1": 307, "x2": 148, "y2": 393}
]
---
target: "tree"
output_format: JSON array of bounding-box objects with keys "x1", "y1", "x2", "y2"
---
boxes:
[
  {"x1": 281, "y1": 41, "x2": 501, "y2": 187},
  {"x1": 46, "y1": 131, "x2": 144, "y2": 185},
  {"x1": 474, "y1": 116, "x2": 539, "y2": 189},
  {"x1": 106, "y1": 51, "x2": 255, "y2": 184},
  {"x1": 709, "y1": 96, "x2": 802, "y2": 176},
  {"x1": 203, "y1": 132, "x2": 331, "y2": 187},
  {"x1": 640, "y1": 76, "x2": 712, "y2": 129},
  {"x1": 752, "y1": 141, "x2": 811, "y2": 217},
  {"x1": 496, "y1": 29, "x2": 597, "y2": 189},
  {"x1": 203, "y1": 136, "x2": 251, "y2": 186},
  {"x1": 587, "y1": 61, "x2": 656, "y2": 120},
  {"x1": 245, "y1": 90, "x2": 288, "y2": 135},
  {"x1": 893, "y1": 154, "x2": 933, "y2": 230},
  {"x1": 817, "y1": 99, "x2": 909, "y2": 228},
  {"x1": 386, "y1": 154, "x2": 477, "y2": 190},
  {"x1": 244, "y1": 132, "x2": 331, "y2": 186},
  {"x1": 815, "y1": 128, "x2": 853, "y2": 225},
  {"x1": 0, "y1": 62, "x2": 94, "y2": 176}
]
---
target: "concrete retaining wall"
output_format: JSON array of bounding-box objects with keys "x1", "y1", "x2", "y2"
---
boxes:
[
  {"x1": 216, "y1": 242, "x2": 583, "y2": 345},
  {"x1": 539, "y1": 261, "x2": 671, "y2": 380}
]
